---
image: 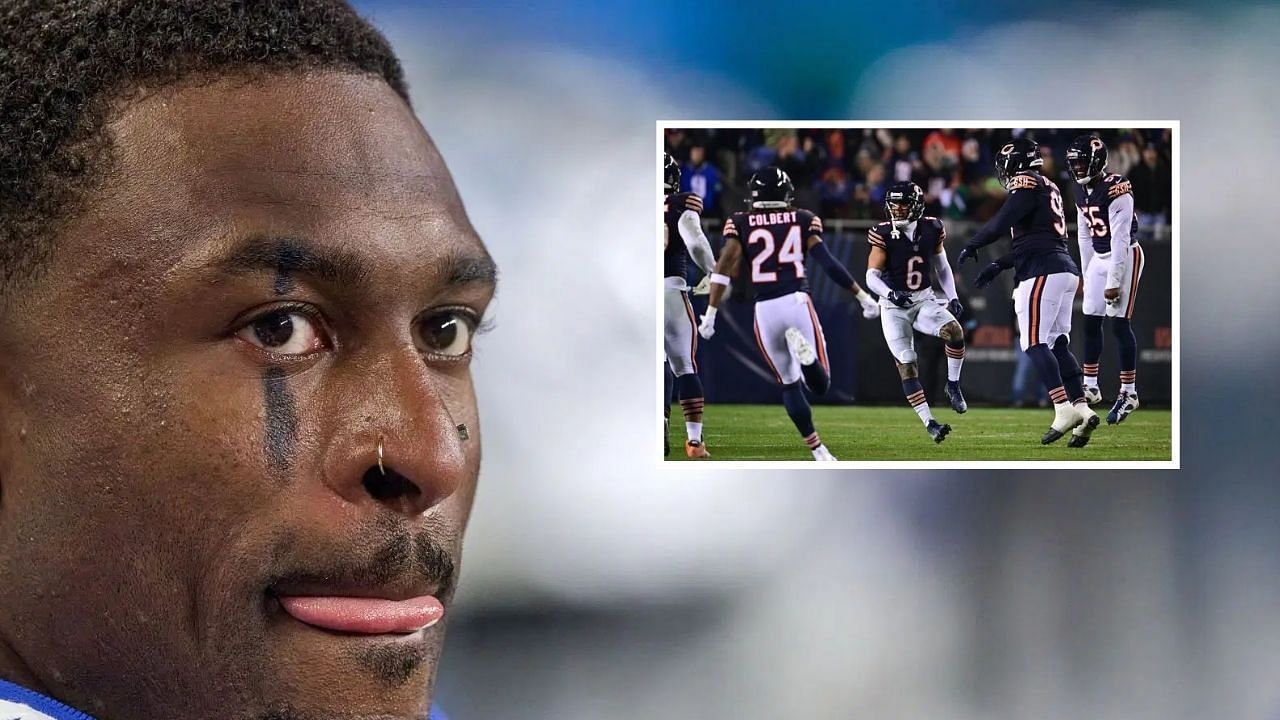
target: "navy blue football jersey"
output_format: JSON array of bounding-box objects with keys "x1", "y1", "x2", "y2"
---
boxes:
[
  {"x1": 724, "y1": 207, "x2": 823, "y2": 301},
  {"x1": 1075, "y1": 173, "x2": 1140, "y2": 255},
  {"x1": 867, "y1": 217, "x2": 945, "y2": 292},
  {"x1": 663, "y1": 192, "x2": 703, "y2": 279},
  {"x1": 967, "y1": 171, "x2": 1079, "y2": 282}
]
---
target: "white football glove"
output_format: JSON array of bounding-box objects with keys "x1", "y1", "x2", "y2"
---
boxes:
[
  {"x1": 859, "y1": 297, "x2": 881, "y2": 319},
  {"x1": 697, "y1": 307, "x2": 718, "y2": 339},
  {"x1": 690, "y1": 275, "x2": 712, "y2": 296}
]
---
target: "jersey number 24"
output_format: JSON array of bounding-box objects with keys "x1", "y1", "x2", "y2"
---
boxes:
[{"x1": 748, "y1": 225, "x2": 805, "y2": 283}]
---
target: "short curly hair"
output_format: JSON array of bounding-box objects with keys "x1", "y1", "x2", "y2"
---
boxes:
[{"x1": 0, "y1": 0, "x2": 408, "y2": 298}]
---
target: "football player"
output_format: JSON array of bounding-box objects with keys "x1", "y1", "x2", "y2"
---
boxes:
[
  {"x1": 1066, "y1": 134, "x2": 1144, "y2": 424},
  {"x1": 663, "y1": 152, "x2": 718, "y2": 458},
  {"x1": 697, "y1": 166, "x2": 880, "y2": 461},
  {"x1": 958, "y1": 138, "x2": 1101, "y2": 446},
  {"x1": 863, "y1": 181, "x2": 966, "y2": 443}
]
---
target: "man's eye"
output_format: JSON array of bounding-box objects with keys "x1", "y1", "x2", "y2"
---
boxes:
[
  {"x1": 235, "y1": 311, "x2": 327, "y2": 356},
  {"x1": 416, "y1": 311, "x2": 478, "y2": 358}
]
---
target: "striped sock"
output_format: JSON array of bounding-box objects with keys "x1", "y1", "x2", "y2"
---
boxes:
[
  {"x1": 1048, "y1": 385, "x2": 1070, "y2": 406},
  {"x1": 680, "y1": 398, "x2": 704, "y2": 441},
  {"x1": 1119, "y1": 369, "x2": 1136, "y2": 395},
  {"x1": 944, "y1": 343, "x2": 966, "y2": 382},
  {"x1": 1082, "y1": 363, "x2": 1100, "y2": 387},
  {"x1": 802, "y1": 431, "x2": 823, "y2": 450},
  {"x1": 902, "y1": 377, "x2": 932, "y2": 426}
]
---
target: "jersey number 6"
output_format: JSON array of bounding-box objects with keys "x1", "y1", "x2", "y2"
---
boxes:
[{"x1": 906, "y1": 256, "x2": 926, "y2": 290}]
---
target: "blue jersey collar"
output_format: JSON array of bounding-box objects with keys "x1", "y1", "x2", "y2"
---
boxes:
[{"x1": 0, "y1": 678, "x2": 97, "y2": 720}]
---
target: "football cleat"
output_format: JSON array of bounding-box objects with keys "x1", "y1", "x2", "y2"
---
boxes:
[
  {"x1": 785, "y1": 327, "x2": 818, "y2": 366},
  {"x1": 1041, "y1": 403, "x2": 1084, "y2": 444},
  {"x1": 812, "y1": 445, "x2": 837, "y2": 461},
  {"x1": 664, "y1": 419, "x2": 670, "y2": 457},
  {"x1": 945, "y1": 380, "x2": 968, "y2": 414},
  {"x1": 1068, "y1": 406, "x2": 1102, "y2": 448},
  {"x1": 685, "y1": 439, "x2": 710, "y2": 459},
  {"x1": 926, "y1": 419, "x2": 951, "y2": 444},
  {"x1": 1107, "y1": 392, "x2": 1139, "y2": 425},
  {"x1": 1083, "y1": 385, "x2": 1103, "y2": 405}
]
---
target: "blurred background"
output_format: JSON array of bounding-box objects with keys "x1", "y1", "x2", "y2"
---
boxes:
[
  {"x1": 665, "y1": 126, "x2": 1172, "y2": 408},
  {"x1": 351, "y1": 2, "x2": 1273, "y2": 719}
]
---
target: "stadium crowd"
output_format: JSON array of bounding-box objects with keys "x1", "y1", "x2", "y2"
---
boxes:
[{"x1": 664, "y1": 127, "x2": 1173, "y2": 232}]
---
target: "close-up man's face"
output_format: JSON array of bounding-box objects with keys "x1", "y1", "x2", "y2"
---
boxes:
[{"x1": 0, "y1": 70, "x2": 494, "y2": 720}]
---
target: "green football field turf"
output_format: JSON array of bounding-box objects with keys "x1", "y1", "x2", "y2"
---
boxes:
[{"x1": 665, "y1": 405, "x2": 1173, "y2": 462}]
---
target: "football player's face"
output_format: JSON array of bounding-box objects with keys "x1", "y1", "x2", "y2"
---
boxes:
[
  {"x1": 888, "y1": 201, "x2": 910, "y2": 221},
  {"x1": 1068, "y1": 157, "x2": 1089, "y2": 180},
  {"x1": 0, "y1": 72, "x2": 494, "y2": 720}
]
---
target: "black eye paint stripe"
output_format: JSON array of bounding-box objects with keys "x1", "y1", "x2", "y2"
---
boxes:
[
  {"x1": 263, "y1": 256, "x2": 299, "y2": 475},
  {"x1": 262, "y1": 367, "x2": 299, "y2": 476}
]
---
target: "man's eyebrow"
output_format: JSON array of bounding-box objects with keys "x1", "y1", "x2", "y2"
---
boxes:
[
  {"x1": 444, "y1": 253, "x2": 499, "y2": 287},
  {"x1": 210, "y1": 236, "x2": 497, "y2": 291},
  {"x1": 216, "y1": 237, "x2": 370, "y2": 293}
]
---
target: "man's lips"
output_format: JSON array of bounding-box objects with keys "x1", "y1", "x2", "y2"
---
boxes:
[{"x1": 277, "y1": 595, "x2": 444, "y2": 634}]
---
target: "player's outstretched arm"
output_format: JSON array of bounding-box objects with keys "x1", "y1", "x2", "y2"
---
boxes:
[
  {"x1": 864, "y1": 243, "x2": 892, "y2": 294},
  {"x1": 865, "y1": 244, "x2": 906, "y2": 310},
  {"x1": 959, "y1": 189, "x2": 1037, "y2": 262},
  {"x1": 677, "y1": 208, "x2": 717, "y2": 275},
  {"x1": 808, "y1": 235, "x2": 878, "y2": 318},
  {"x1": 1105, "y1": 192, "x2": 1135, "y2": 302},
  {"x1": 932, "y1": 245, "x2": 962, "y2": 316},
  {"x1": 698, "y1": 237, "x2": 741, "y2": 339}
]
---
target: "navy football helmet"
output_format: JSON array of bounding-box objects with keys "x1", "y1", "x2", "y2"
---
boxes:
[
  {"x1": 663, "y1": 152, "x2": 681, "y2": 192},
  {"x1": 885, "y1": 181, "x2": 925, "y2": 223},
  {"x1": 1066, "y1": 134, "x2": 1108, "y2": 184},
  {"x1": 994, "y1": 137, "x2": 1043, "y2": 188},
  {"x1": 748, "y1": 166, "x2": 794, "y2": 208}
]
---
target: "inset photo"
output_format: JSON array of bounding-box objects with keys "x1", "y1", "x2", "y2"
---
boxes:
[{"x1": 659, "y1": 123, "x2": 1177, "y2": 467}]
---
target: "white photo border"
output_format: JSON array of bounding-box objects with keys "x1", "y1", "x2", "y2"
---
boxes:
[{"x1": 656, "y1": 120, "x2": 1180, "y2": 471}]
